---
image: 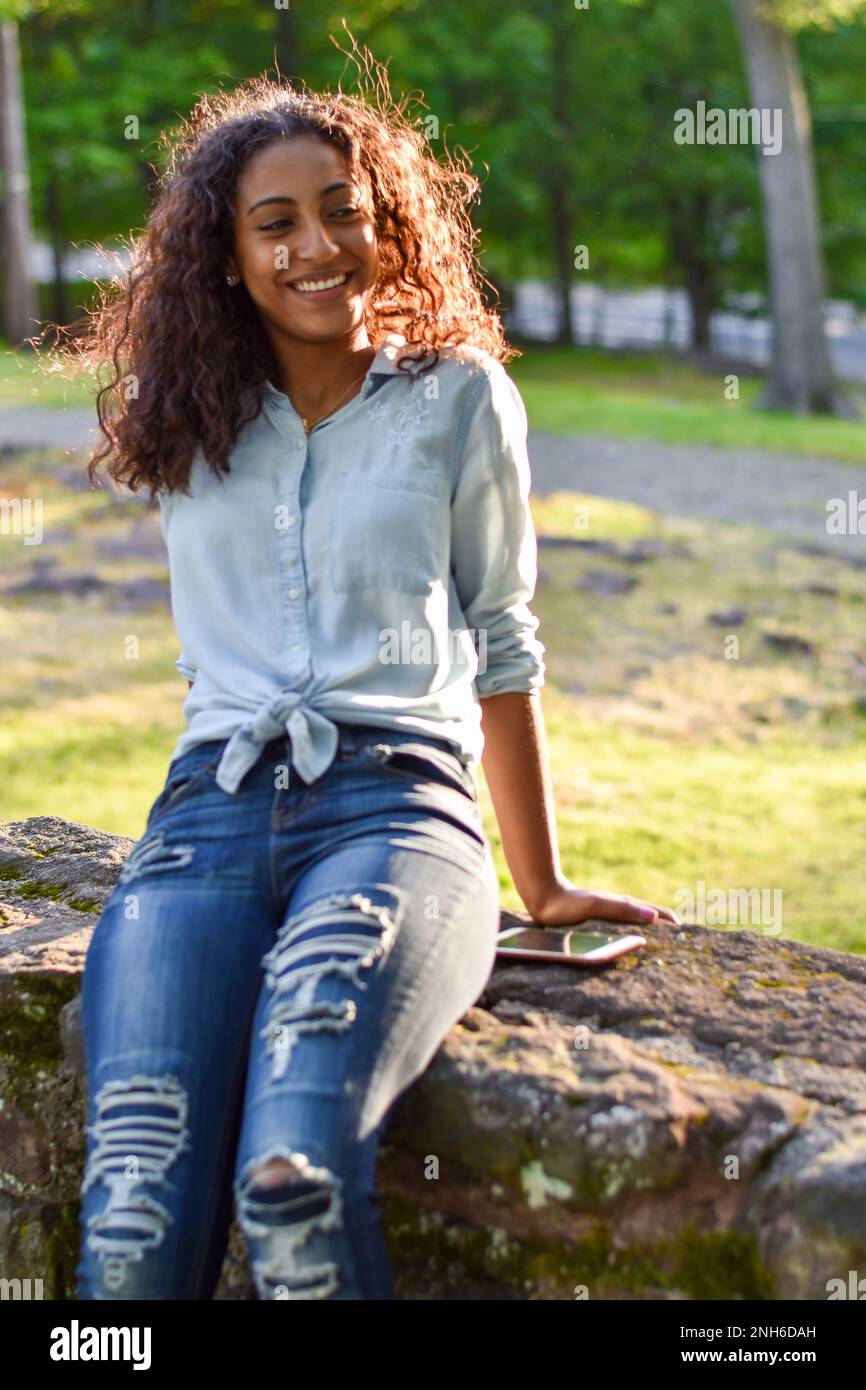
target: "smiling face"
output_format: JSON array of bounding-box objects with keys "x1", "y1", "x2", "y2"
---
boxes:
[{"x1": 226, "y1": 133, "x2": 379, "y2": 347}]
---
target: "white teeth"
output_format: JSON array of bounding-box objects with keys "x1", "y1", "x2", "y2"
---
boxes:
[{"x1": 293, "y1": 272, "x2": 350, "y2": 293}]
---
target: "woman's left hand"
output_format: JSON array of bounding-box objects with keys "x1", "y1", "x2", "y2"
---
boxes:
[{"x1": 527, "y1": 876, "x2": 680, "y2": 927}]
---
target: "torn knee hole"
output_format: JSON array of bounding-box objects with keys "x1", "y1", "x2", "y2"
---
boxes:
[
  {"x1": 249, "y1": 1156, "x2": 308, "y2": 1191},
  {"x1": 237, "y1": 1152, "x2": 345, "y2": 1299},
  {"x1": 240, "y1": 1154, "x2": 343, "y2": 1228}
]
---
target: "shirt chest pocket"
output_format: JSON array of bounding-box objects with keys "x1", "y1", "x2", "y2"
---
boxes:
[{"x1": 328, "y1": 479, "x2": 445, "y2": 594}]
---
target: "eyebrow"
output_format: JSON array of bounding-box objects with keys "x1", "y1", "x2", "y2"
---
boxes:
[{"x1": 247, "y1": 181, "x2": 355, "y2": 215}]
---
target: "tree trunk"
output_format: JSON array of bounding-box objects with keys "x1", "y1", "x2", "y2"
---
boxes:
[
  {"x1": 729, "y1": 0, "x2": 854, "y2": 415},
  {"x1": 275, "y1": 4, "x2": 301, "y2": 83},
  {"x1": 687, "y1": 267, "x2": 714, "y2": 354},
  {"x1": 45, "y1": 166, "x2": 68, "y2": 328},
  {"x1": 548, "y1": 172, "x2": 575, "y2": 346},
  {"x1": 668, "y1": 192, "x2": 717, "y2": 354},
  {"x1": 548, "y1": 9, "x2": 574, "y2": 346},
  {"x1": 0, "y1": 21, "x2": 39, "y2": 346}
]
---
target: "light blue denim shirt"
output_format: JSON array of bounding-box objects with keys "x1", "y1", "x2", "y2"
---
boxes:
[{"x1": 158, "y1": 331, "x2": 545, "y2": 795}]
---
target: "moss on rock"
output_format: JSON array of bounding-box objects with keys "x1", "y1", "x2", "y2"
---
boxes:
[
  {"x1": 382, "y1": 1195, "x2": 776, "y2": 1300},
  {"x1": 0, "y1": 977, "x2": 81, "y2": 1112}
]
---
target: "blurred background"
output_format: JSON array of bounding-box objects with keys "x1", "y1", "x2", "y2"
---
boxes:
[{"x1": 1, "y1": 0, "x2": 864, "y2": 950}]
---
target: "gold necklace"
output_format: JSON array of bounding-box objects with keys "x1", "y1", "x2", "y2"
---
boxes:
[{"x1": 297, "y1": 356, "x2": 374, "y2": 434}]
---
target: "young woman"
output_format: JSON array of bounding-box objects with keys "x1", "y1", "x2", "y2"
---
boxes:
[{"x1": 68, "y1": 67, "x2": 677, "y2": 1301}]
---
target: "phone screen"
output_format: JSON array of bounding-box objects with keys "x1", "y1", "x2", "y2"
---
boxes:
[{"x1": 498, "y1": 928, "x2": 625, "y2": 956}]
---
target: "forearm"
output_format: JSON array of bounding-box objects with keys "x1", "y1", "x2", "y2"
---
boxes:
[{"x1": 479, "y1": 689, "x2": 565, "y2": 917}]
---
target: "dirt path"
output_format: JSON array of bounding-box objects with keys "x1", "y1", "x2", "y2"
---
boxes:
[
  {"x1": 2, "y1": 405, "x2": 864, "y2": 557},
  {"x1": 528, "y1": 431, "x2": 866, "y2": 557},
  {"x1": 0, "y1": 407, "x2": 97, "y2": 454}
]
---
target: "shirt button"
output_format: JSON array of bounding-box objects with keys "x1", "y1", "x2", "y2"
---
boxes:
[
  {"x1": 286, "y1": 515, "x2": 296, "y2": 527},
  {"x1": 288, "y1": 588, "x2": 299, "y2": 600},
  {"x1": 295, "y1": 437, "x2": 305, "y2": 450}
]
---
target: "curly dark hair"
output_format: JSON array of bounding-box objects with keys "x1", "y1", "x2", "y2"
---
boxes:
[{"x1": 39, "y1": 36, "x2": 514, "y2": 500}]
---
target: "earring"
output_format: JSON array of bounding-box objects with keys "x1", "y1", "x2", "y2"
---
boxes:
[{"x1": 225, "y1": 274, "x2": 238, "y2": 286}]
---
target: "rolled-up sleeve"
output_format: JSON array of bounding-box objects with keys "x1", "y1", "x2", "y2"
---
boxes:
[{"x1": 450, "y1": 361, "x2": 546, "y2": 698}]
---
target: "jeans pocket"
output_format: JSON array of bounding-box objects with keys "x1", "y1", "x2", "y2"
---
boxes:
[
  {"x1": 147, "y1": 757, "x2": 218, "y2": 826},
  {"x1": 362, "y1": 738, "x2": 476, "y2": 802}
]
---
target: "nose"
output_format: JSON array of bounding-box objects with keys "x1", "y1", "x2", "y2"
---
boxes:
[{"x1": 292, "y1": 212, "x2": 341, "y2": 269}]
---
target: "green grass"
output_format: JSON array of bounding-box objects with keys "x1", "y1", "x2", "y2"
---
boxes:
[
  {"x1": 0, "y1": 452, "x2": 183, "y2": 835},
  {"x1": 508, "y1": 344, "x2": 866, "y2": 462},
  {"x1": 0, "y1": 342, "x2": 99, "y2": 410},
  {"x1": 487, "y1": 488, "x2": 866, "y2": 951},
  {"x1": 1, "y1": 448, "x2": 864, "y2": 955}
]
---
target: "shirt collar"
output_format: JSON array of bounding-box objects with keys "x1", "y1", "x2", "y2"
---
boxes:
[{"x1": 259, "y1": 331, "x2": 423, "y2": 431}]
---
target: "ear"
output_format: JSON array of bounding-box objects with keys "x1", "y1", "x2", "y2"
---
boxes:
[{"x1": 224, "y1": 258, "x2": 240, "y2": 283}]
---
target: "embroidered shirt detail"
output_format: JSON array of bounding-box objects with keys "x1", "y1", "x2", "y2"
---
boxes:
[{"x1": 381, "y1": 395, "x2": 431, "y2": 445}]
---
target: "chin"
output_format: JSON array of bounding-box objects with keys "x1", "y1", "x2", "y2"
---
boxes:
[
  {"x1": 291, "y1": 309, "x2": 366, "y2": 336},
  {"x1": 287, "y1": 316, "x2": 357, "y2": 339}
]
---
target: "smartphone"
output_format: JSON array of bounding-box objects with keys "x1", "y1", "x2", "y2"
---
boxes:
[{"x1": 496, "y1": 926, "x2": 646, "y2": 966}]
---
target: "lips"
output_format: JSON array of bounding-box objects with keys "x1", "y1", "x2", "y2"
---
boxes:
[{"x1": 289, "y1": 270, "x2": 353, "y2": 296}]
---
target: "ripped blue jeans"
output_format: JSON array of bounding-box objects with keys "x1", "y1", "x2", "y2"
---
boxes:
[{"x1": 75, "y1": 721, "x2": 500, "y2": 1300}]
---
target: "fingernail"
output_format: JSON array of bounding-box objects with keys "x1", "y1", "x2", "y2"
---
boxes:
[{"x1": 639, "y1": 907, "x2": 657, "y2": 922}]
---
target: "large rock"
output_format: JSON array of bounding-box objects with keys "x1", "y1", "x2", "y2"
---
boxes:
[{"x1": 1, "y1": 814, "x2": 865, "y2": 1300}]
